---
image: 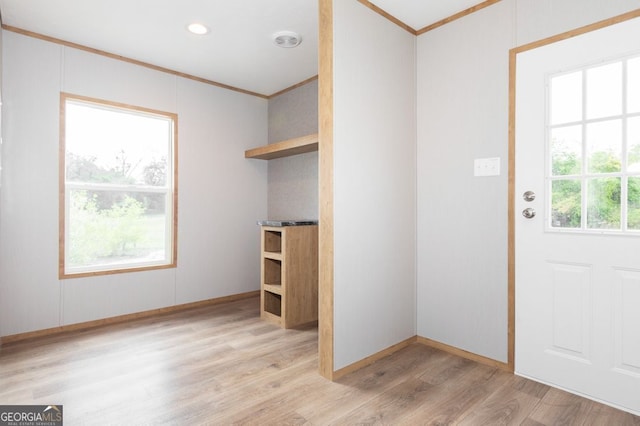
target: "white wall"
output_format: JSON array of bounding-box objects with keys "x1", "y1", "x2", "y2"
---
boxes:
[
  {"x1": 416, "y1": 0, "x2": 514, "y2": 363},
  {"x1": 333, "y1": 1, "x2": 417, "y2": 370},
  {"x1": 0, "y1": 31, "x2": 268, "y2": 336},
  {"x1": 416, "y1": 0, "x2": 640, "y2": 363}
]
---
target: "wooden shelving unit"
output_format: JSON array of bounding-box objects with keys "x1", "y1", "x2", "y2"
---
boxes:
[
  {"x1": 260, "y1": 225, "x2": 318, "y2": 328},
  {"x1": 245, "y1": 133, "x2": 318, "y2": 160}
]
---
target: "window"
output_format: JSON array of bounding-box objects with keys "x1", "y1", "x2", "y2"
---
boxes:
[
  {"x1": 548, "y1": 54, "x2": 640, "y2": 233},
  {"x1": 60, "y1": 93, "x2": 177, "y2": 278}
]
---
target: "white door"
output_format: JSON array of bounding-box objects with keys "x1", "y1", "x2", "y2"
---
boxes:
[{"x1": 515, "y1": 17, "x2": 640, "y2": 416}]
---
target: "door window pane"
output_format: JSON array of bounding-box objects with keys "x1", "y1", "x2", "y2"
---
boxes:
[
  {"x1": 587, "y1": 177, "x2": 621, "y2": 230},
  {"x1": 551, "y1": 125, "x2": 582, "y2": 175},
  {"x1": 586, "y1": 62, "x2": 622, "y2": 119},
  {"x1": 628, "y1": 177, "x2": 640, "y2": 230},
  {"x1": 551, "y1": 179, "x2": 582, "y2": 228},
  {"x1": 550, "y1": 71, "x2": 582, "y2": 125},
  {"x1": 628, "y1": 57, "x2": 640, "y2": 114},
  {"x1": 628, "y1": 116, "x2": 640, "y2": 172},
  {"x1": 586, "y1": 119, "x2": 622, "y2": 173}
]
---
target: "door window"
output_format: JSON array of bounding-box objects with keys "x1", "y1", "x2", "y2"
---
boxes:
[{"x1": 548, "y1": 54, "x2": 640, "y2": 232}]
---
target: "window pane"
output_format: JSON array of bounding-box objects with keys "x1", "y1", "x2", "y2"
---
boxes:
[
  {"x1": 628, "y1": 116, "x2": 640, "y2": 172},
  {"x1": 586, "y1": 62, "x2": 622, "y2": 119},
  {"x1": 629, "y1": 177, "x2": 640, "y2": 230},
  {"x1": 628, "y1": 57, "x2": 640, "y2": 114},
  {"x1": 551, "y1": 125, "x2": 582, "y2": 175},
  {"x1": 587, "y1": 177, "x2": 621, "y2": 229},
  {"x1": 551, "y1": 179, "x2": 581, "y2": 228},
  {"x1": 66, "y1": 102, "x2": 171, "y2": 187},
  {"x1": 586, "y1": 119, "x2": 622, "y2": 173},
  {"x1": 550, "y1": 71, "x2": 582, "y2": 125},
  {"x1": 68, "y1": 189, "x2": 168, "y2": 269}
]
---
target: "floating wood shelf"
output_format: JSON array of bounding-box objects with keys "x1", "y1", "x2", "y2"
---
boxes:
[{"x1": 244, "y1": 133, "x2": 318, "y2": 160}]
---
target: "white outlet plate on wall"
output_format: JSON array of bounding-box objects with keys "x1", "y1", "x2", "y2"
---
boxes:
[{"x1": 474, "y1": 157, "x2": 500, "y2": 177}]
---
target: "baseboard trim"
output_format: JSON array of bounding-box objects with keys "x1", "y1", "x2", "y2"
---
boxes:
[
  {"x1": 329, "y1": 335, "x2": 512, "y2": 380},
  {"x1": 0, "y1": 290, "x2": 259, "y2": 345},
  {"x1": 416, "y1": 336, "x2": 512, "y2": 372},
  {"x1": 331, "y1": 336, "x2": 418, "y2": 380}
]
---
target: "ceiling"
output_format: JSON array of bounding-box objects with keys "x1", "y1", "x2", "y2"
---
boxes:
[{"x1": 0, "y1": 0, "x2": 484, "y2": 97}]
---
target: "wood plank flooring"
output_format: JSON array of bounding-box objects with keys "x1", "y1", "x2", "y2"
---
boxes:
[{"x1": 1, "y1": 296, "x2": 638, "y2": 425}]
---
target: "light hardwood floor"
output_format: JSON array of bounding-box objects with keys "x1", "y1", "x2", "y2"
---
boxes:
[{"x1": 1, "y1": 296, "x2": 638, "y2": 425}]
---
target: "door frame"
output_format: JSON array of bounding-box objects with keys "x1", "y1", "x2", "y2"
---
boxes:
[{"x1": 507, "y1": 8, "x2": 640, "y2": 372}]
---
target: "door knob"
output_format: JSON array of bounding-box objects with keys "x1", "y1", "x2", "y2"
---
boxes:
[
  {"x1": 522, "y1": 207, "x2": 536, "y2": 219},
  {"x1": 523, "y1": 191, "x2": 536, "y2": 202}
]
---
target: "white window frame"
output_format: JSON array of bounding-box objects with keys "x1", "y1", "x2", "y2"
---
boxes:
[{"x1": 59, "y1": 93, "x2": 178, "y2": 278}]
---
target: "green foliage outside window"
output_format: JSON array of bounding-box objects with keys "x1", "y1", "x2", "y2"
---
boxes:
[
  {"x1": 66, "y1": 153, "x2": 167, "y2": 268},
  {"x1": 69, "y1": 191, "x2": 145, "y2": 265},
  {"x1": 551, "y1": 144, "x2": 640, "y2": 230}
]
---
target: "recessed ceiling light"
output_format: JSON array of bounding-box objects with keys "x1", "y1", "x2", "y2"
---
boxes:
[
  {"x1": 187, "y1": 23, "x2": 209, "y2": 35},
  {"x1": 272, "y1": 31, "x2": 302, "y2": 48}
]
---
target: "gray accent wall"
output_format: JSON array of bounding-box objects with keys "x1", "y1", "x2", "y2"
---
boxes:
[{"x1": 267, "y1": 79, "x2": 318, "y2": 221}]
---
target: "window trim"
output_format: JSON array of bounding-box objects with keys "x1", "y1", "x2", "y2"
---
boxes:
[{"x1": 59, "y1": 92, "x2": 178, "y2": 279}]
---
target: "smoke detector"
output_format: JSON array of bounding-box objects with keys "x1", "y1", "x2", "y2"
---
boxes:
[{"x1": 272, "y1": 31, "x2": 302, "y2": 48}]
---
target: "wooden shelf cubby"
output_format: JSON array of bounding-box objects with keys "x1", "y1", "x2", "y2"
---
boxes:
[{"x1": 259, "y1": 225, "x2": 318, "y2": 328}]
